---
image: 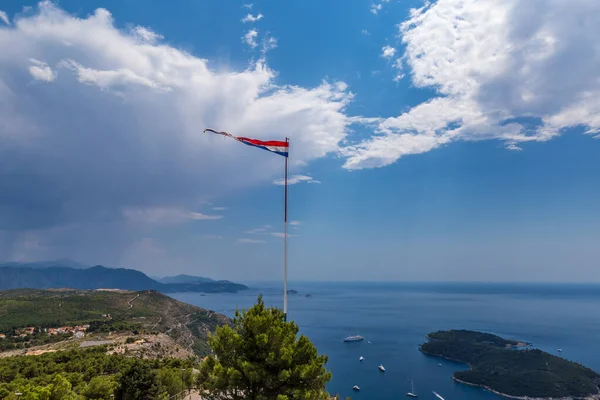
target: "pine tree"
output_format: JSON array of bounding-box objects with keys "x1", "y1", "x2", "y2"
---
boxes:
[{"x1": 198, "y1": 296, "x2": 332, "y2": 400}]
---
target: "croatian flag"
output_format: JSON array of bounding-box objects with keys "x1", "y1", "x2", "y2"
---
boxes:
[{"x1": 204, "y1": 128, "x2": 289, "y2": 157}]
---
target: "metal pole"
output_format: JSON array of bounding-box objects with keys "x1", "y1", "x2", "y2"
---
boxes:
[{"x1": 284, "y1": 137, "x2": 289, "y2": 321}]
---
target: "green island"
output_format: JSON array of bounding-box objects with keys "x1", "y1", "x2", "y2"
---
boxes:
[{"x1": 421, "y1": 330, "x2": 600, "y2": 399}]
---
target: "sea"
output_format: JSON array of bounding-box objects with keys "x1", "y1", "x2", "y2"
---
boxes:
[{"x1": 172, "y1": 282, "x2": 600, "y2": 400}]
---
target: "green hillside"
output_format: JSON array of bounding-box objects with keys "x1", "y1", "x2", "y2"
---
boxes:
[
  {"x1": 421, "y1": 330, "x2": 600, "y2": 399},
  {"x1": 0, "y1": 289, "x2": 229, "y2": 356}
]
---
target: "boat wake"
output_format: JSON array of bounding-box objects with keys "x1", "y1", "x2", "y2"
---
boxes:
[{"x1": 432, "y1": 391, "x2": 444, "y2": 400}]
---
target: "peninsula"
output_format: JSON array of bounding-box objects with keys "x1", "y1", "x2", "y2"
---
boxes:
[{"x1": 421, "y1": 330, "x2": 600, "y2": 399}]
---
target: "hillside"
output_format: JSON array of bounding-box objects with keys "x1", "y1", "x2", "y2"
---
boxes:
[
  {"x1": 0, "y1": 265, "x2": 247, "y2": 293},
  {"x1": 421, "y1": 330, "x2": 600, "y2": 399},
  {"x1": 0, "y1": 289, "x2": 229, "y2": 356}
]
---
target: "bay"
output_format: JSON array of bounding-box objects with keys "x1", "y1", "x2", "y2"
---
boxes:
[{"x1": 172, "y1": 282, "x2": 600, "y2": 400}]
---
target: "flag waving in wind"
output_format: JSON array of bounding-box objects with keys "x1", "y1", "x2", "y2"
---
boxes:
[
  {"x1": 203, "y1": 128, "x2": 289, "y2": 157},
  {"x1": 203, "y1": 127, "x2": 291, "y2": 320}
]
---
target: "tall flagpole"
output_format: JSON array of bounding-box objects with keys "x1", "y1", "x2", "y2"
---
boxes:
[{"x1": 284, "y1": 137, "x2": 289, "y2": 321}]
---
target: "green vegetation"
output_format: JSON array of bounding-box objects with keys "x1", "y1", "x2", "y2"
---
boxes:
[
  {"x1": 0, "y1": 289, "x2": 229, "y2": 356},
  {"x1": 0, "y1": 331, "x2": 71, "y2": 352},
  {"x1": 421, "y1": 330, "x2": 600, "y2": 399},
  {"x1": 0, "y1": 346, "x2": 194, "y2": 399},
  {"x1": 198, "y1": 296, "x2": 332, "y2": 400},
  {"x1": 0, "y1": 296, "x2": 345, "y2": 400}
]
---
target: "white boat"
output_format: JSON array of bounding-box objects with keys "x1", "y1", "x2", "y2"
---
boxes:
[
  {"x1": 378, "y1": 364, "x2": 385, "y2": 372},
  {"x1": 344, "y1": 335, "x2": 365, "y2": 342},
  {"x1": 359, "y1": 356, "x2": 364, "y2": 361},
  {"x1": 438, "y1": 363, "x2": 442, "y2": 367},
  {"x1": 557, "y1": 348, "x2": 563, "y2": 352},
  {"x1": 353, "y1": 385, "x2": 360, "y2": 391},
  {"x1": 433, "y1": 391, "x2": 445, "y2": 400},
  {"x1": 406, "y1": 379, "x2": 418, "y2": 397}
]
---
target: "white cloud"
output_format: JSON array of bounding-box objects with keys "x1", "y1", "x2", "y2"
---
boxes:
[
  {"x1": 289, "y1": 220, "x2": 301, "y2": 226},
  {"x1": 0, "y1": 1, "x2": 354, "y2": 244},
  {"x1": 273, "y1": 175, "x2": 321, "y2": 185},
  {"x1": 243, "y1": 29, "x2": 258, "y2": 48},
  {"x1": 122, "y1": 207, "x2": 222, "y2": 225},
  {"x1": 381, "y1": 45, "x2": 396, "y2": 59},
  {"x1": 189, "y1": 212, "x2": 223, "y2": 220},
  {"x1": 242, "y1": 13, "x2": 263, "y2": 23},
  {"x1": 245, "y1": 225, "x2": 271, "y2": 234},
  {"x1": 60, "y1": 59, "x2": 169, "y2": 91},
  {"x1": 28, "y1": 58, "x2": 56, "y2": 82},
  {"x1": 370, "y1": 4, "x2": 383, "y2": 15},
  {"x1": 271, "y1": 232, "x2": 295, "y2": 238},
  {"x1": 0, "y1": 10, "x2": 9, "y2": 25},
  {"x1": 507, "y1": 144, "x2": 523, "y2": 151},
  {"x1": 212, "y1": 207, "x2": 227, "y2": 211},
  {"x1": 392, "y1": 58, "x2": 404, "y2": 81},
  {"x1": 361, "y1": 29, "x2": 370, "y2": 36},
  {"x1": 244, "y1": 4, "x2": 253, "y2": 9},
  {"x1": 132, "y1": 26, "x2": 163, "y2": 43},
  {"x1": 344, "y1": 0, "x2": 600, "y2": 169},
  {"x1": 236, "y1": 238, "x2": 265, "y2": 244},
  {"x1": 262, "y1": 35, "x2": 277, "y2": 53}
]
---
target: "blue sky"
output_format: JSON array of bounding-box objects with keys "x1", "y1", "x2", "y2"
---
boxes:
[{"x1": 0, "y1": 0, "x2": 599, "y2": 282}]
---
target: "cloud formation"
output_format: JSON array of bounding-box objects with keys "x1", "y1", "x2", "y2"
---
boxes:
[
  {"x1": 345, "y1": 0, "x2": 600, "y2": 169},
  {"x1": 122, "y1": 207, "x2": 223, "y2": 225},
  {"x1": 273, "y1": 175, "x2": 321, "y2": 185},
  {"x1": 381, "y1": 46, "x2": 396, "y2": 59},
  {"x1": 236, "y1": 238, "x2": 265, "y2": 244},
  {"x1": 243, "y1": 29, "x2": 258, "y2": 48},
  {"x1": 0, "y1": 2, "x2": 354, "y2": 264},
  {"x1": 28, "y1": 58, "x2": 56, "y2": 81},
  {"x1": 242, "y1": 13, "x2": 263, "y2": 23},
  {"x1": 370, "y1": 4, "x2": 383, "y2": 15},
  {"x1": 0, "y1": 10, "x2": 9, "y2": 25}
]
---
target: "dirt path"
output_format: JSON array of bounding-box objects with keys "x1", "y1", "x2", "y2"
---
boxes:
[
  {"x1": 126, "y1": 294, "x2": 140, "y2": 310},
  {"x1": 151, "y1": 315, "x2": 162, "y2": 330}
]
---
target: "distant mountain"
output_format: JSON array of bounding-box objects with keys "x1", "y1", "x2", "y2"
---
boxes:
[
  {"x1": 0, "y1": 265, "x2": 247, "y2": 293},
  {"x1": 158, "y1": 274, "x2": 236, "y2": 285}
]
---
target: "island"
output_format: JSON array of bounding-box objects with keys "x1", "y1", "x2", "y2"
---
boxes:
[{"x1": 421, "y1": 330, "x2": 600, "y2": 399}]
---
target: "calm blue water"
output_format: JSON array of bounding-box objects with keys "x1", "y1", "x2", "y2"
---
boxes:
[{"x1": 172, "y1": 282, "x2": 600, "y2": 400}]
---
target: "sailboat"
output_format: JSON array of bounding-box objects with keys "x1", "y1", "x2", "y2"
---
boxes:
[
  {"x1": 359, "y1": 356, "x2": 364, "y2": 361},
  {"x1": 378, "y1": 364, "x2": 385, "y2": 372},
  {"x1": 406, "y1": 379, "x2": 418, "y2": 397}
]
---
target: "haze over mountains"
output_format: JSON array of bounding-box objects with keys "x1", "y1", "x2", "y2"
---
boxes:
[{"x1": 0, "y1": 261, "x2": 247, "y2": 293}]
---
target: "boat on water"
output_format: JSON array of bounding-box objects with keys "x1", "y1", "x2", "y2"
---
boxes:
[
  {"x1": 558, "y1": 348, "x2": 563, "y2": 352},
  {"x1": 378, "y1": 364, "x2": 385, "y2": 372},
  {"x1": 359, "y1": 356, "x2": 364, "y2": 361},
  {"x1": 352, "y1": 385, "x2": 360, "y2": 391},
  {"x1": 432, "y1": 391, "x2": 444, "y2": 400},
  {"x1": 406, "y1": 379, "x2": 418, "y2": 397},
  {"x1": 344, "y1": 335, "x2": 365, "y2": 342},
  {"x1": 438, "y1": 363, "x2": 442, "y2": 367}
]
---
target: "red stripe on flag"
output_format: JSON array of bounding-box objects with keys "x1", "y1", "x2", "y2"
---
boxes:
[{"x1": 238, "y1": 137, "x2": 289, "y2": 147}]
